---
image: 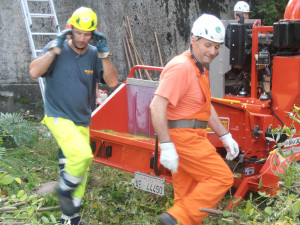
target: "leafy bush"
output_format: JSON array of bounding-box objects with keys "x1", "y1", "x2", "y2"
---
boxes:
[
  {"x1": 250, "y1": 0, "x2": 288, "y2": 25},
  {"x1": 0, "y1": 147, "x2": 5, "y2": 159},
  {"x1": 223, "y1": 106, "x2": 300, "y2": 224},
  {"x1": 1, "y1": 108, "x2": 299, "y2": 224},
  {"x1": 0, "y1": 171, "x2": 60, "y2": 225},
  {"x1": 228, "y1": 162, "x2": 300, "y2": 224},
  {"x1": 0, "y1": 112, "x2": 40, "y2": 148}
]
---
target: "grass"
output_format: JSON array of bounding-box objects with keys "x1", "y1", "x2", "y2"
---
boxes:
[
  {"x1": 10, "y1": 124, "x2": 300, "y2": 224},
  {"x1": 0, "y1": 125, "x2": 232, "y2": 224},
  {"x1": 0, "y1": 128, "x2": 179, "y2": 224}
]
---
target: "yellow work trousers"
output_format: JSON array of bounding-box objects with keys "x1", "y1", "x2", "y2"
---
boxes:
[
  {"x1": 42, "y1": 115, "x2": 93, "y2": 198},
  {"x1": 167, "y1": 129, "x2": 234, "y2": 225}
]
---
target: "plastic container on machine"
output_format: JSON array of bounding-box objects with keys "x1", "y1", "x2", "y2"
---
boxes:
[{"x1": 100, "y1": 90, "x2": 108, "y2": 103}]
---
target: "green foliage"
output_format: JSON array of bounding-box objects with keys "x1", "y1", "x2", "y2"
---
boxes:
[
  {"x1": 0, "y1": 135, "x2": 3, "y2": 146},
  {"x1": 0, "y1": 172, "x2": 21, "y2": 185},
  {"x1": 0, "y1": 113, "x2": 299, "y2": 224},
  {"x1": 0, "y1": 112, "x2": 40, "y2": 148},
  {"x1": 84, "y1": 164, "x2": 175, "y2": 224},
  {"x1": 225, "y1": 106, "x2": 300, "y2": 224},
  {"x1": 0, "y1": 126, "x2": 174, "y2": 224},
  {"x1": 0, "y1": 138, "x2": 60, "y2": 224},
  {"x1": 0, "y1": 147, "x2": 6, "y2": 159},
  {"x1": 0, "y1": 178, "x2": 59, "y2": 225},
  {"x1": 279, "y1": 160, "x2": 300, "y2": 186},
  {"x1": 251, "y1": 0, "x2": 289, "y2": 25}
]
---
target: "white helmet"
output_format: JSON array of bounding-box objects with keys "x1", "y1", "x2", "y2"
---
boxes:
[
  {"x1": 191, "y1": 14, "x2": 225, "y2": 43},
  {"x1": 234, "y1": 1, "x2": 250, "y2": 13}
]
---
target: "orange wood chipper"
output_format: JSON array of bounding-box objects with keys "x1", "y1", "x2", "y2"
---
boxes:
[{"x1": 90, "y1": 0, "x2": 300, "y2": 208}]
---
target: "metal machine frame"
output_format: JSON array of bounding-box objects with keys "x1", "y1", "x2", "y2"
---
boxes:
[{"x1": 90, "y1": 20, "x2": 300, "y2": 209}]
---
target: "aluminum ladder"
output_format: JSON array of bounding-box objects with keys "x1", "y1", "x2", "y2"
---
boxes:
[{"x1": 20, "y1": 0, "x2": 61, "y2": 102}]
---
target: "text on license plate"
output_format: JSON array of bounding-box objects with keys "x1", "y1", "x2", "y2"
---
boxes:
[{"x1": 134, "y1": 172, "x2": 165, "y2": 196}]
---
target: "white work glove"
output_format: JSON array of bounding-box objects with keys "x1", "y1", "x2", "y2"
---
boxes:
[
  {"x1": 219, "y1": 133, "x2": 239, "y2": 161},
  {"x1": 160, "y1": 142, "x2": 179, "y2": 173}
]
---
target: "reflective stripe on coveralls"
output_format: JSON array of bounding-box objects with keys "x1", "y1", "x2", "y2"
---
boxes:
[
  {"x1": 58, "y1": 147, "x2": 88, "y2": 199},
  {"x1": 58, "y1": 148, "x2": 83, "y2": 220},
  {"x1": 166, "y1": 52, "x2": 234, "y2": 225},
  {"x1": 42, "y1": 115, "x2": 93, "y2": 200}
]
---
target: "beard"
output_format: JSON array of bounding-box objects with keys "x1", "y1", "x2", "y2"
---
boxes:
[
  {"x1": 73, "y1": 42, "x2": 85, "y2": 50},
  {"x1": 72, "y1": 36, "x2": 86, "y2": 50}
]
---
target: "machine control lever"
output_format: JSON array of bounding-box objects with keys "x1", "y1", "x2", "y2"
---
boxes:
[
  {"x1": 153, "y1": 135, "x2": 163, "y2": 176},
  {"x1": 253, "y1": 125, "x2": 263, "y2": 139}
]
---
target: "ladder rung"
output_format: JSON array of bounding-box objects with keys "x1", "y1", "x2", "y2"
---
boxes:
[
  {"x1": 27, "y1": 0, "x2": 50, "y2": 1},
  {"x1": 30, "y1": 13, "x2": 54, "y2": 18},
  {"x1": 31, "y1": 32, "x2": 58, "y2": 36}
]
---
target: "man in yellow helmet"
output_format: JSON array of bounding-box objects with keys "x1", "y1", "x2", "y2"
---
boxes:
[{"x1": 29, "y1": 7, "x2": 118, "y2": 225}]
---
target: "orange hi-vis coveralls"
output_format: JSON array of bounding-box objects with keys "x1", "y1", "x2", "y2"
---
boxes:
[{"x1": 155, "y1": 51, "x2": 234, "y2": 225}]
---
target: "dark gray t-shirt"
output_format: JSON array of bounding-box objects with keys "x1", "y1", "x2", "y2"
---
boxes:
[{"x1": 41, "y1": 40, "x2": 104, "y2": 127}]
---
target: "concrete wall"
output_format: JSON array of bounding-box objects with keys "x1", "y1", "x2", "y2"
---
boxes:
[{"x1": 0, "y1": 0, "x2": 234, "y2": 119}]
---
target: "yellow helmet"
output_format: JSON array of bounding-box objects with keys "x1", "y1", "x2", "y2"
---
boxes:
[{"x1": 69, "y1": 7, "x2": 97, "y2": 31}]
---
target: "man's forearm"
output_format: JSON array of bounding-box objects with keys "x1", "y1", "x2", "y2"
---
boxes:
[
  {"x1": 29, "y1": 50, "x2": 56, "y2": 79},
  {"x1": 151, "y1": 111, "x2": 171, "y2": 142},
  {"x1": 208, "y1": 105, "x2": 228, "y2": 137},
  {"x1": 150, "y1": 96, "x2": 171, "y2": 143},
  {"x1": 102, "y1": 58, "x2": 118, "y2": 88}
]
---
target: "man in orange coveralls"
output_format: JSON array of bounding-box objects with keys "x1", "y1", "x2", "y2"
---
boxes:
[{"x1": 150, "y1": 14, "x2": 239, "y2": 225}]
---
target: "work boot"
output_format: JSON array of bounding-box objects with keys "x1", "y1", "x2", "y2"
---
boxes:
[
  {"x1": 158, "y1": 212, "x2": 178, "y2": 225},
  {"x1": 56, "y1": 188, "x2": 80, "y2": 216},
  {"x1": 61, "y1": 216, "x2": 91, "y2": 225}
]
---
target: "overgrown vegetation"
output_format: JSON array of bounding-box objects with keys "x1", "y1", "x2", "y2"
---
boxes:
[
  {"x1": 250, "y1": 0, "x2": 289, "y2": 25},
  {"x1": 209, "y1": 106, "x2": 300, "y2": 224},
  {"x1": 0, "y1": 110, "x2": 299, "y2": 224},
  {"x1": 0, "y1": 112, "x2": 175, "y2": 224},
  {"x1": 0, "y1": 138, "x2": 175, "y2": 224},
  {"x1": 0, "y1": 112, "x2": 39, "y2": 149},
  {"x1": 226, "y1": 162, "x2": 300, "y2": 224}
]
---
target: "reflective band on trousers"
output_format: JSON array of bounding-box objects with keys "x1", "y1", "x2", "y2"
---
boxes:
[
  {"x1": 168, "y1": 119, "x2": 208, "y2": 129},
  {"x1": 41, "y1": 115, "x2": 93, "y2": 199},
  {"x1": 64, "y1": 172, "x2": 84, "y2": 185}
]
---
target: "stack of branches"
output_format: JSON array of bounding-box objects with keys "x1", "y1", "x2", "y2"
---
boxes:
[
  {"x1": 122, "y1": 16, "x2": 164, "y2": 80},
  {"x1": 279, "y1": 181, "x2": 300, "y2": 195},
  {"x1": 0, "y1": 196, "x2": 59, "y2": 224}
]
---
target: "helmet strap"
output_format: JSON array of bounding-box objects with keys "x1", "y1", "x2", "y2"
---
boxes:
[{"x1": 190, "y1": 44, "x2": 204, "y2": 74}]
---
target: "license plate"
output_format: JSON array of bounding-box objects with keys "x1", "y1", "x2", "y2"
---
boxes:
[{"x1": 134, "y1": 172, "x2": 165, "y2": 196}]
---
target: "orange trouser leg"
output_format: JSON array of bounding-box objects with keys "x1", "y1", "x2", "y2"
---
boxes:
[{"x1": 167, "y1": 130, "x2": 234, "y2": 225}]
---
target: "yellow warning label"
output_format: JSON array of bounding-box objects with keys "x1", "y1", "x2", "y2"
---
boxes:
[{"x1": 207, "y1": 117, "x2": 229, "y2": 132}]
